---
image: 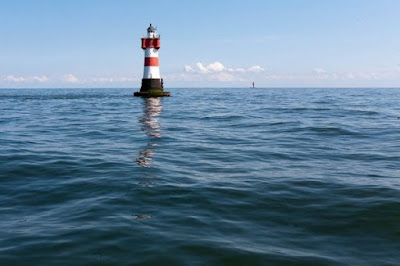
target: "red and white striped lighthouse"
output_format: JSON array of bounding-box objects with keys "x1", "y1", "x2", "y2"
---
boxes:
[{"x1": 134, "y1": 24, "x2": 170, "y2": 97}]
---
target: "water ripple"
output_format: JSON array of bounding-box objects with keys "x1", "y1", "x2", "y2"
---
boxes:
[{"x1": 0, "y1": 88, "x2": 400, "y2": 264}]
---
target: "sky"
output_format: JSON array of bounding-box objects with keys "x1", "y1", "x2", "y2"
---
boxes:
[{"x1": 0, "y1": 0, "x2": 399, "y2": 88}]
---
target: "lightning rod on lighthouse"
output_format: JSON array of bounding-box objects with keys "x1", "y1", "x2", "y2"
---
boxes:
[{"x1": 134, "y1": 24, "x2": 170, "y2": 97}]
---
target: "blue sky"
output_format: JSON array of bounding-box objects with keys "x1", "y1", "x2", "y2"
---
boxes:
[{"x1": 0, "y1": 0, "x2": 399, "y2": 88}]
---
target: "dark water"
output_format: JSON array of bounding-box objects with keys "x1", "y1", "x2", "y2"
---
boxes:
[{"x1": 1, "y1": 88, "x2": 400, "y2": 265}]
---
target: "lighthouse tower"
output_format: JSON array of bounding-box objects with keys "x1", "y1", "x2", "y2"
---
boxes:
[{"x1": 134, "y1": 24, "x2": 170, "y2": 97}]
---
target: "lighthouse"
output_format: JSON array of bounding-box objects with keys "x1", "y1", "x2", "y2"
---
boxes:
[{"x1": 134, "y1": 24, "x2": 170, "y2": 97}]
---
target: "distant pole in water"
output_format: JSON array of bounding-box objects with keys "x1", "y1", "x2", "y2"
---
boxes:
[
  {"x1": 252, "y1": 82, "x2": 255, "y2": 88},
  {"x1": 134, "y1": 24, "x2": 170, "y2": 97}
]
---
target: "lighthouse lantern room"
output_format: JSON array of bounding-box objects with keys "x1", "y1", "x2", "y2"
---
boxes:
[{"x1": 134, "y1": 24, "x2": 170, "y2": 97}]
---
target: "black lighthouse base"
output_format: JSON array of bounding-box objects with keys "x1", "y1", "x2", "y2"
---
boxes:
[{"x1": 133, "y1": 78, "x2": 170, "y2": 97}]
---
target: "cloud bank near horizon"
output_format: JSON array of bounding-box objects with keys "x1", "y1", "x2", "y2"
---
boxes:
[
  {"x1": 1, "y1": 63, "x2": 400, "y2": 87},
  {"x1": 175, "y1": 61, "x2": 265, "y2": 82}
]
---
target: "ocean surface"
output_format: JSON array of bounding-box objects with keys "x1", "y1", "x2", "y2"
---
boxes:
[{"x1": 0, "y1": 87, "x2": 399, "y2": 265}]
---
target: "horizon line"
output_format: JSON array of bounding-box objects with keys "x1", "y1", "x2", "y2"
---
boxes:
[{"x1": 1, "y1": 87, "x2": 400, "y2": 90}]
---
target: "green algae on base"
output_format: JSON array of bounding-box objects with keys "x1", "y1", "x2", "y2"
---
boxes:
[{"x1": 133, "y1": 89, "x2": 170, "y2": 97}]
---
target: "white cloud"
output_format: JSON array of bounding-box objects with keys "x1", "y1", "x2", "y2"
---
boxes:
[
  {"x1": 180, "y1": 61, "x2": 265, "y2": 83},
  {"x1": 4, "y1": 75, "x2": 49, "y2": 82},
  {"x1": 179, "y1": 64, "x2": 400, "y2": 84},
  {"x1": 63, "y1": 74, "x2": 79, "y2": 83},
  {"x1": 91, "y1": 77, "x2": 114, "y2": 82},
  {"x1": 184, "y1": 65, "x2": 194, "y2": 72},
  {"x1": 60, "y1": 75, "x2": 138, "y2": 84},
  {"x1": 195, "y1": 62, "x2": 210, "y2": 74},
  {"x1": 32, "y1": 76, "x2": 49, "y2": 82},
  {"x1": 185, "y1": 61, "x2": 264, "y2": 74},
  {"x1": 248, "y1": 65, "x2": 264, "y2": 73},
  {"x1": 263, "y1": 66, "x2": 400, "y2": 82},
  {"x1": 264, "y1": 74, "x2": 300, "y2": 80},
  {"x1": 227, "y1": 67, "x2": 245, "y2": 73},
  {"x1": 212, "y1": 73, "x2": 234, "y2": 81},
  {"x1": 4, "y1": 75, "x2": 26, "y2": 82},
  {"x1": 90, "y1": 76, "x2": 138, "y2": 82},
  {"x1": 313, "y1": 68, "x2": 327, "y2": 74},
  {"x1": 207, "y1": 61, "x2": 225, "y2": 72}
]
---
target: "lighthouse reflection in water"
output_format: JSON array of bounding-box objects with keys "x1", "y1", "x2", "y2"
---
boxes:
[{"x1": 136, "y1": 98, "x2": 162, "y2": 167}]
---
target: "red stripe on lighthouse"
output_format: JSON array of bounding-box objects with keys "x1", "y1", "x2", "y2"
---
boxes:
[
  {"x1": 144, "y1": 57, "x2": 159, "y2": 66},
  {"x1": 141, "y1": 38, "x2": 161, "y2": 49}
]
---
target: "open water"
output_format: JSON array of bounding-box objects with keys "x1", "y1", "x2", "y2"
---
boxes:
[{"x1": 0, "y1": 88, "x2": 400, "y2": 265}]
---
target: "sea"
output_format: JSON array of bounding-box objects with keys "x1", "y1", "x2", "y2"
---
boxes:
[{"x1": 0, "y1": 87, "x2": 399, "y2": 265}]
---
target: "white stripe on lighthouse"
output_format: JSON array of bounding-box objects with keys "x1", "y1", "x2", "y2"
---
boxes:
[
  {"x1": 145, "y1": 48, "x2": 159, "y2": 57},
  {"x1": 143, "y1": 66, "x2": 160, "y2": 79}
]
